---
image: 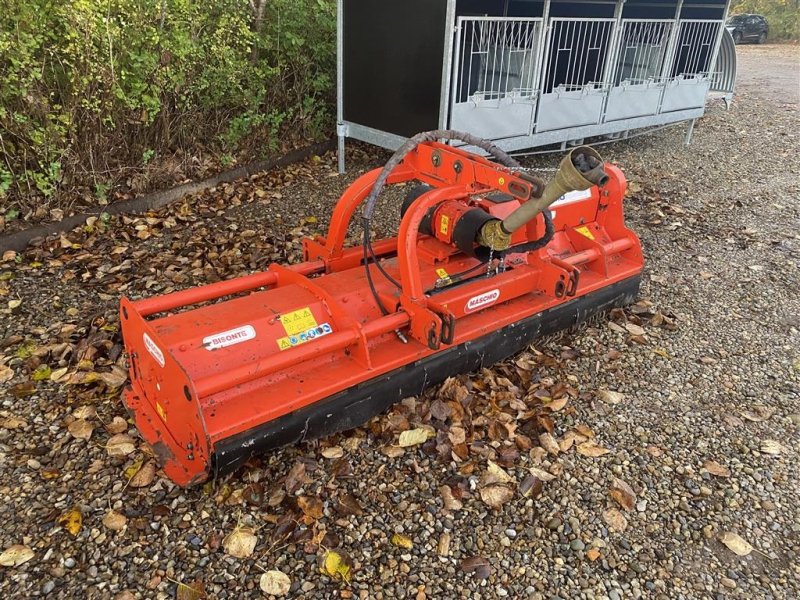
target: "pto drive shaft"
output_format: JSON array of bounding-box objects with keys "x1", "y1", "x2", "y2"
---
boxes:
[{"x1": 477, "y1": 146, "x2": 608, "y2": 251}]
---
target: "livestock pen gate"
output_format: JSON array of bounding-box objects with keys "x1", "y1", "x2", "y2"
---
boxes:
[{"x1": 336, "y1": 0, "x2": 736, "y2": 171}]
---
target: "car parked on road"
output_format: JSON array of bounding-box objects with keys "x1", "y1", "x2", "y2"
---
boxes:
[{"x1": 726, "y1": 14, "x2": 769, "y2": 44}]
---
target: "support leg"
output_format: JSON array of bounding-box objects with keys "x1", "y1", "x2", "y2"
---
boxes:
[
  {"x1": 684, "y1": 118, "x2": 696, "y2": 146},
  {"x1": 337, "y1": 133, "x2": 345, "y2": 174}
]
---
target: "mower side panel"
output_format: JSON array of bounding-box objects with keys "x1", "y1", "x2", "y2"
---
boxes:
[{"x1": 213, "y1": 275, "x2": 640, "y2": 476}]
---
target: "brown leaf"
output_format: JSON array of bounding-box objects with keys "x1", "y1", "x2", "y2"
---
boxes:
[
  {"x1": 176, "y1": 580, "x2": 206, "y2": 600},
  {"x1": 105, "y1": 416, "x2": 128, "y2": 434},
  {"x1": 429, "y1": 398, "x2": 451, "y2": 421},
  {"x1": 106, "y1": 433, "x2": 136, "y2": 457},
  {"x1": 479, "y1": 484, "x2": 514, "y2": 509},
  {"x1": 519, "y1": 473, "x2": 543, "y2": 499},
  {"x1": 437, "y1": 532, "x2": 451, "y2": 556},
  {"x1": 285, "y1": 461, "x2": 306, "y2": 494},
  {"x1": 703, "y1": 460, "x2": 731, "y2": 478},
  {"x1": 102, "y1": 510, "x2": 127, "y2": 531},
  {"x1": 609, "y1": 477, "x2": 636, "y2": 511},
  {"x1": 461, "y1": 556, "x2": 491, "y2": 579},
  {"x1": 440, "y1": 485, "x2": 463, "y2": 512},
  {"x1": 545, "y1": 397, "x2": 569, "y2": 412},
  {"x1": 320, "y1": 446, "x2": 344, "y2": 459},
  {"x1": 335, "y1": 492, "x2": 363, "y2": 516},
  {"x1": 625, "y1": 323, "x2": 646, "y2": 336},
  {"x1": 760, "y1": 440, "x2": 785, "y2": 455},
  {"x1": 242, "y1": 482, "x2": 265, "y2": 506},
  {"x1": 129, "y1": 461, "x2": 156, "y2": 488},
  {"x1": 297, "y1": 496, "x2": 324, "y2": 520},
  {"x1": 538, "y1": 433, "x2": 560, "y2": 455},
  {"x1": 720, "y1": 532, "x2": 753, "y2": 556},
  {"x1": 596, "y1": 389, "x2": 625, "y2": 405},
  {"x1": 602, "y1": 508, "x2": 628, "y2": 532},
  {"x1": 586, "y1": 548, "x2": 601, "y2": 561},
  {"x1": 577, "y1": 441, "x2": 611, "y2": 457}
]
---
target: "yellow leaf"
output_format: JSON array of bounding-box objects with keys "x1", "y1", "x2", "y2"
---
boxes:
[
  {"x1": 58, "y1": 507, "x2": 82, "y2": 536},
  {"x1": 398, "y1": 427, "x2": 432, "y2": 447},
  {"x1": 321, "y1": 550, "x2": 351, "y2": 582},
  {"x1": 31, "y1": 365, "x2": 51, "y2": 381},
  {"x1": 305, "y1": 216, "x2": 318, "y2": 224},
  {"x1": 391, "y1": 533, "x2": 413, "y2": 549}
]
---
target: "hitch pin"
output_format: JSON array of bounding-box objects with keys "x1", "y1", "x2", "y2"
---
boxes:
[{"x1": 394, "y1": 329, "x2": 408, "y2": 344}]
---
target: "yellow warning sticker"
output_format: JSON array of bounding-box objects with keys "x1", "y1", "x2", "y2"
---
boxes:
[
  {"x1": 156, "y1": 401, "x2": 167, "y2": 423},
  {"x1": 435, "y1": 268, "x2": 450, "y2": 280},
  {"x1": 498, "y1": 177, "x2": 505, "y2": 186},
  {"x1": 575, "y1": 225, "x2": 595, "y2": 240},
  {"x1": 276, "y1": 322, "x2": 334, "y2": 351},
  {"x1": 439, "y1": 215, "x2": 450, "y2": 235},
  {"x1": 280, "y1": 307, "x2": 318, "y2": 336}
]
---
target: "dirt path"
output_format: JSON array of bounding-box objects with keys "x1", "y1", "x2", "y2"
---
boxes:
[
  {"x1": 0, "y1": 45, "x2": 798, "y2": 600},
  {"x1": 734, "y1": 44, "x2": 800, "y2": 104}
]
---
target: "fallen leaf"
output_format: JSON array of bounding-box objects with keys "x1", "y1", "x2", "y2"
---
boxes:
[
  {"x1": 49, "y1": 367, "x2": 70, "y2": 382},
  {"x1": 0, "y1": 416, "x2": 26, "y2": 429},
  {"x1": 297, "y1": 496, "x2": 324, "y2": 520},
  {"x1": 545, "y1": 397, "x2": 569, "y2": 412},
  {"x1": 321, "y1": 550, "x2": 351, "y2": 582},
  {"x1": 597, "y1": 389, "x2": 625, "y2": 404},
  {"x1": 129, "y1": 461, "x2": 156, "y2": 487},
  {"x1": 259, "y1": 570, "x2": 291, "y2": 596},
  {"x1": 58, "y1": 507, "x2": 82, "y2": 536},
  {"x1": 0, "y1": 364, "x2": 13, "y2": 383},
  {"x1": 321, "y1": 446, "x2": 344, "y2": 459},
  {"x1": 398, "y1": 427, "x2": 432, "y2": 447},
  {"x1": 72, "y1": 405, "x2": 96, "y2": 420},
  {"x1": 625, "y1": 323, "x2": 646, "y2": 336},
  {"x1": 586, "y1": 548, "x2": 601, "y2": 562},
  {"x1": 577, "y1": 441, "x2": 611, "y2": 457},
  {"x1": 99, "y1": 366, "x2": 128, "y2": 388},
  {"x1": 479, "y1": 484, "x2": 514, "y2": 509},
  {"x1": 437, "y1": 532, "x2": 451, "y2": 556},
  {"x1": 439, "y1": 485, "x2": 463, "y2": 511},
  {"x1": 720, "y1": 532, "x2": 753, "y2": 556},
  {"x1": 539, "y1": 433, "x2": 560, "y2": 455},
  {"x1": 602, "y1": 508, "x2": 628, "y2": 532},
  {"x1": 528, "y1": 467, "x2": 556, "y2": 482},
  {"x1": 106, "y1": 433, "x2": 136, "y2": 457},
  {"x1": 460, "y1": 556, "x2": 491, "y2": 580},
  {"x1": 391, "y1": 533, "x2": 413, "y2": 549},
  {"x1": 760, "y1": 440, "x2": 785, "y2": 455},
  {"x1": 223, "y1": 526, "x2": 257, "y2": 559},
  {"x1": 703, "y1": 460, "x2": 731, "y2": 478},
  {"x1": 176, "y1": 579, "x2": 205, "y2": 600},
  {"x1": 106, "y1": 416, "x2": 128, "y2": 434},
  {"x1": 381, "y1": 445, "x2": 405, "y2": 458},
  {"x1": 609, "y1": 477, "x2": 636, "y2": 511},
  {"x1": 519, "y1": 473, "x2": 543, "y2": 499},
  {"x1": 335, "y1": 492, "x2": 363, "y2": 516},
  {"x1": 0, "y1": 544, "x2": 34, "y2": 567},
  {"x1": 285, "y1": 461, "x2": 306, "y2": 493},
  {"x1": 485, "y1": 460, "x2": 514, "y2": 484},
  {"x1": 102, "y1": 510, "x2": 127, "y2": 531},
  {"x1": 68, "y1": 419, "x2": 94, "y2": 440}
]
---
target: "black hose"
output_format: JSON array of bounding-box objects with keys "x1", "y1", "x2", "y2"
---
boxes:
[{"x1": 361, "y1": 129, "x2": 554, "y2": 312}]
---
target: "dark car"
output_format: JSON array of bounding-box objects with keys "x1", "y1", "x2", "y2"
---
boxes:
[{"x1": 726, "y1": 14, "x2": 769, "y2": 44}]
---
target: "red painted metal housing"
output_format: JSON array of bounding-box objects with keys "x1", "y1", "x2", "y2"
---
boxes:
[{"x1": 120, "y1": 142, "x2": 643, "y2": 485}]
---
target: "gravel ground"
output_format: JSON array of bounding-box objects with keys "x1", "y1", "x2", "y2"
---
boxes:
[{"x1": 0, "y1": 44, "x2": 798, "y2": 599}]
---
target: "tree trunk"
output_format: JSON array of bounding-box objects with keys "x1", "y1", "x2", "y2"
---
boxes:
[{"x1": 248, "y1": 0, "x2": 268, "y2": 63}]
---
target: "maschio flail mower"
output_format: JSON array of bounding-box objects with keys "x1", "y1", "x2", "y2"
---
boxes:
[{"x1": 120, "y1": 130, "x2": 643, "y2": 486}]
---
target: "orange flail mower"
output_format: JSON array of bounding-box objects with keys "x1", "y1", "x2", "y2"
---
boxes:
[{"x1": 120, "y1": 130, "x2": 643, "y2": 486}]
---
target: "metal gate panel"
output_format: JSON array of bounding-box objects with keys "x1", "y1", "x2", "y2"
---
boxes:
[
  {"x1": 604, "y1": 19, "x2": 673, "y2": 122},
  {"x1": 661, "y1": 19, "x2": 721, "y2": 113},
  {"x1": 449, "y1": 17, "x2": 543, "y2": 140},
  {"x1": 535, "y1": 18, "x2": 615, "y2": 133}
]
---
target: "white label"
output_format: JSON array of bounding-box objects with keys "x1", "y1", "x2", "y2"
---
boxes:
[
  {"x1": 203, "y1": 325, "x2": 256, "y2": 350},
  {"x1": 143, "y1": 333, "x2": 165, "y2": 367},
  {"x1": 465, "y1": 289, "x2": 500, "y2": 312},
  {"x1": 550, "y1": 188, "x2": 593, "y2": 208}
]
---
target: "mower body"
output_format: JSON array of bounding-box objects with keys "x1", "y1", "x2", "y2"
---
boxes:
[{"x1": 120, "y1": 142, "x2": 642, "y2": 486}]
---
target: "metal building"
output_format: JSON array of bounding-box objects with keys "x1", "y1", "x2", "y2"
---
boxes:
[{"x1": 336, "y1": 0, "x2": 736, "y2": 171}]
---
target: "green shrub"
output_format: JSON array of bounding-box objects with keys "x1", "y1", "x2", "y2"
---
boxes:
[{"x1": 0, "y1": 0, "x2": 336, "y2": 213}]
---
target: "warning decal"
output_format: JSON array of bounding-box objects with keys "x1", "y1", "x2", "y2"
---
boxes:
[
  {"x1": 276, "y1": 322, "x2": 333, "y2": 351},
  {"x1": 439, "y1": 215, "x2": 450, "y2": 235},
  {"x1": 279, "y1": 307, "x2": 318, "y2": 336},
  {"x1": 575, "y1": 225, "x2": 595, "y2": 240}
]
